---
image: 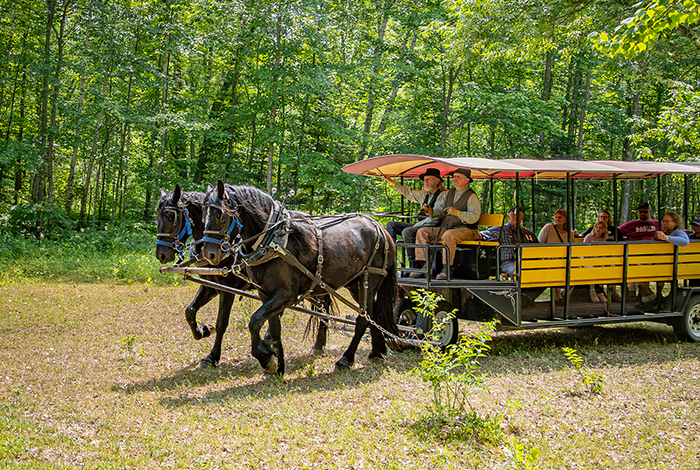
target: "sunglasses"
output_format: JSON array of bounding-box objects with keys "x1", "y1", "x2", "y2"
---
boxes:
[{"x1": 638, "y1": 210, "x2": 649, "y2": 213}]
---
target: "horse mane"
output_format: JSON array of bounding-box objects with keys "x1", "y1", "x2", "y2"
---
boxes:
[
  {"x1": 226, "y1": 184, "x2": 318, "y2": 253},
  {"x1": 157, "y1": 188, "x2": 205, "y2": 211}
]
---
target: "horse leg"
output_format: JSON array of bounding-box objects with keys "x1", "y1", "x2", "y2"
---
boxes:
[
  {"x1": 199, "y1": 291, "x2": 235, "y2": 368},
  {"x1": 249, "y1": 293, "x2": 288, "y2": 375},
  {"x1": 185, "y1": 285, "x2": 219, "y2": 340},
  {"x1": 335, "y1": 312, "x2": 369, "y2": 370},
  {"x1": 310, "y1": 296, "x2": 331, "y2": 356}
]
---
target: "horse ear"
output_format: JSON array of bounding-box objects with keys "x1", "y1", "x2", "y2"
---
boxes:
[
  {"x1": 159, "y1": 188, "x2": 168, "y2": 199},
  {"x1": 173, "y1": 184, "x2": 181, "y2": 202},
  {"x1": 216, "y1": 179, "x2": 225, "y2": 199},
  {"x1": 206, "y1": 182, "x2": 213, "y2": 194}
]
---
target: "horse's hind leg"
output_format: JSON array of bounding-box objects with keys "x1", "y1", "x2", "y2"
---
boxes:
[
  {"x1": 310, "y1": 296, "x2": 331, "y2": 356},
  {"x1": 185, "y1": 285, "x2": 219, "y2": 340},
  {"x1": 199, "y1": 291, "x2": 235, "y2": 367},
  {"x1": 367, "y1": 323, "x2": 387, "y2": 361},
  {"x1": 336, "y1": 313, "x2": 369, "y2": 370}
]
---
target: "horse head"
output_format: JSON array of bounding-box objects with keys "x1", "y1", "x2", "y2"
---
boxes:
[
  {"x1": 202, "y1": 179, "x2": 243, "y2": 265},
  {"x1": 155, "y1": 184, "x2": 193, "y2": 264}
]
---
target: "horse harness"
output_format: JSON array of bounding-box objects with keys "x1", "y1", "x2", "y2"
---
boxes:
[
  {"x1": 156, "y1": 200, "x2": 193, "y2": 259},
  {"x1": 209, "y1": 196, "x2": 391, "y2": 317}
]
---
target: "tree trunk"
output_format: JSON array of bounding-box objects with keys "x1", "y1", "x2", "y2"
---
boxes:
[
  {"x1": 440, "y1": 64, "x2": 462, "y2": 156},
  {"x1": 77, "y1": 80, "x2": 107, "y2": 230},
  {"x1": 576, "y1": 71, "x2": 591, "y2": 156},
  {"x1": 266, "y1": 12, "x2": 282, "y2": 193},
  {"x1": 65, "y1": 73, "x2": 86, "y2": 215},
  {"x1": 31, "y1": 0, "x2": 57, "y2": 203},
  {"x1": 358, "y1": 3, "x2": 391, "y2": 159},
  {"x1": 620, "y1": 83, "x2": 640, "y2": 223}
]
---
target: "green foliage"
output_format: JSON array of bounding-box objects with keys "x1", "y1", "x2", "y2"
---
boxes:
[
  {"x1": 562, "y1": 347, "x2": 605, "y2": 395},
  {"x1": 7, "y1": 204, "x2": 73, "y2": 240},
  {"x1": 590, "y1": 0, "x2": 700, "y2": 59},
  {"x1": 0, "y1": 223, "x2": 166, "y2": 285}
]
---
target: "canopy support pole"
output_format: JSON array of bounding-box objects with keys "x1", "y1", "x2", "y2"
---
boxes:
[{"x1": 613, "y1": 175, "x2": 618, "y2": 239}]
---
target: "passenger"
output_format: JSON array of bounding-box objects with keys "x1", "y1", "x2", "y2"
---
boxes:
[
  {"x1": 689, "y1": 217, "x2": 700, "y2": 240},
  {"x1": 618, "y1": 202, "x2": 659, "y2": 302},
  {"x1": 577, "y1": 210, "x2": 623, "y2": 241},
  {"x1": 538, "y1": 209, "x2": 574, "y2": 243},
  {"x1": 479, "y1": 206, "x2": 538, "y2": 275},
  {"x1": 583, "y1": 221, "x2": 608, "y2": 303},
  {"x1": 413, "y1": 168, "x2": 481, "y2": 280},
  {"x1": 382, "y1": 168, "x2": 445, "y2": 271},
  {"x1": 617, "y1": 202, "x2": 659, "y2": 241},
  {"x1": 654, "y1": 212, "x2": 690, "y2": 247}
]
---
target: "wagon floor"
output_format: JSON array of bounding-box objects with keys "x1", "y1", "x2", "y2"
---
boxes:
[{"x1": 520, "y1": 299, "x2": 651, "y2": 322}]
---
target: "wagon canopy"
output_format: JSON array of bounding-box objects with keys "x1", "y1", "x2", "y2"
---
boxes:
[{"x1": 342, "y1": 154, "x2": 700, "y2": 180}]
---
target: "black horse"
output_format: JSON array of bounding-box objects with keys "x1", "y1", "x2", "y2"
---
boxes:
[
  {"x1": 156, "y1": 184, "x2": 330, "y2": 367},
  {"x1": 202, "y1": 180, "x2": 399, "y2": 375}
]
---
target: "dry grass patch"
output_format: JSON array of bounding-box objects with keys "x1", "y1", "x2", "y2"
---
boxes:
[{"x1": 1, "y1": 281, "x2": 699, "y2": 469}]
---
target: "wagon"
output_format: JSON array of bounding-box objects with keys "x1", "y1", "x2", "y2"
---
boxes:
[{"x1": 343, "y1": 155, "x2": 700, "y2": 345}]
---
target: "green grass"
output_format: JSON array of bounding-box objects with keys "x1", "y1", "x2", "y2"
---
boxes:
[
  {"x1": 0, "y1": 229, "x2": 173, "y2": 286},
  {"x1": 1, "y1": 281, "x2": 699, "y2": 469}
]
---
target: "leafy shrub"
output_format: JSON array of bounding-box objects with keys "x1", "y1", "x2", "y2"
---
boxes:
[{"x1": 7, "y1": 203, "x2": 73, "y2": 239}]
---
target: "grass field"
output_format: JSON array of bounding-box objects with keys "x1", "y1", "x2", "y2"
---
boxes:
[{"x1": 1, "y1": 280, "x2": 699, "y2": 469}]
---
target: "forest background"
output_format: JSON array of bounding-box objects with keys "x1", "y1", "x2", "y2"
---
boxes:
[{"x1": 0, "y1": 0, "x2": 699, "y2": 246}]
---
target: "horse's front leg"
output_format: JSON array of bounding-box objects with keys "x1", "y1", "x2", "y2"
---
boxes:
[
  {"x1": 249, "y1": 293, "x2": 288, "y2": 375},
  {"x1": 185, "y1": 285, "x2": 219, "y2": 340},
  {"x1": 199, "y1": 292, "x2": 235, "y2": 367}
]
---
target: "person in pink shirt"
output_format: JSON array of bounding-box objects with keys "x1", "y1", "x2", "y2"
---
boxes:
[
  {"x1": 617, "y1": 202, "x2": 659, "y2": 302},
  {"x1": 617, "y1": 202, "x2": 659, "y2": 241}
]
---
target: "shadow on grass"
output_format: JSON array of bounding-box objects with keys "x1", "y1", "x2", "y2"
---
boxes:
[
  {"x1": 112, "y1": 344, "x2": 422, "y2": 405},
  {"x1": 483, "y1": 321, "x2": 698, "y2": 376},
  {"x1": 157, "y1": 350, "x2": 420, "y2": 408}
]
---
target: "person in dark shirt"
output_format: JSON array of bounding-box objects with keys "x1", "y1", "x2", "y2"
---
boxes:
[{"x1": 479, "y1": 206, "x2": 538, "y2": 275}]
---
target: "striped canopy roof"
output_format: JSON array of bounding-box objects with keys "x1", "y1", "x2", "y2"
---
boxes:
[{"x1": 342, "y1": 154, "x2": 700, "y2": 180}]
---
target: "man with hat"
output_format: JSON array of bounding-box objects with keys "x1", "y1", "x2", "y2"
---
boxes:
[
  {"x1": 412, "y1": 168, "x2": 481, "y2": 279},
  {"x1": 689, "y1": 216, "x2": 700, "y2": 240},
  {"x1": 383, "y1": 168, "x2": 446, "y2": 271}
]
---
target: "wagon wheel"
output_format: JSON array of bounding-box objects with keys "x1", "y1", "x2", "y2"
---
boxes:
[
  {"x1": 672, "y1": 296, "x2": 700, "y2": 342},
  {"x1": 394, "y1": 298, "x2": 418, "y2": 332},
  {"x1": 415, "y1": 300, "x2": 459, "y2": 346}
]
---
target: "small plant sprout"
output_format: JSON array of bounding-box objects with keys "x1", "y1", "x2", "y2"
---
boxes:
[{"x1": 562, "y1": 347, "x2": 604, "y2": 395}]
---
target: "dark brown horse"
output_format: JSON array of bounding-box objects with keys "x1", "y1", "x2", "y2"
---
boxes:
[
  {"x1": 201, "y1": 180, "x2": 398, "y2": 375},
  {"x1": 156, "y1": 184, "x2": 330, "y2": 367}
]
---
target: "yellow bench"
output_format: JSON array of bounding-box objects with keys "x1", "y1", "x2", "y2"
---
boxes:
[
  {"x1": 519, "y1": 242, "x2": 700, "y2": 288},
  {"x1": 456, "y1": 213, "x2": 503, "y2": 247}
]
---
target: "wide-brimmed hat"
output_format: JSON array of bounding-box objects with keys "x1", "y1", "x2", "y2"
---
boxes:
[
  {"x1": 449, "y1": 168, "x2": 472, "y2": 181},
  {"x1": 419, "y1": 167, "x2": 442, "y2": 181},
  {"x1": 691, "y1": 217, "x2": 700, "y2": 227}
]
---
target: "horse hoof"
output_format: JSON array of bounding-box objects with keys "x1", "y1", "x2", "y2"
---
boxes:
[
  {"x1": 198, "y1": 358, "x2": 217, "y2": 369},
  {"x1": 310, "y1": 347, "x2": 326, "y2": 357},
  {"x1": 368, "y1": 353, "x2": 385, "y2": 362},
  {"x1": 334, "y1": 357, "x2": 353, "y2": 370},
  {"x1": 199, "y1": 324, "x2": 213, "y2": 338},
  {"x1": 264, "y1": 356, "x2": 278, "y2": 375}
]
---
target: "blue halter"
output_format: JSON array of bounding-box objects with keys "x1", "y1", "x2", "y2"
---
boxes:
[
  {"x1": 202, "y1": 213, "x2": 243, "y2": 253},
  {"x1": 156, "y1": 206, "x2": 193, "y2": 254}
]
